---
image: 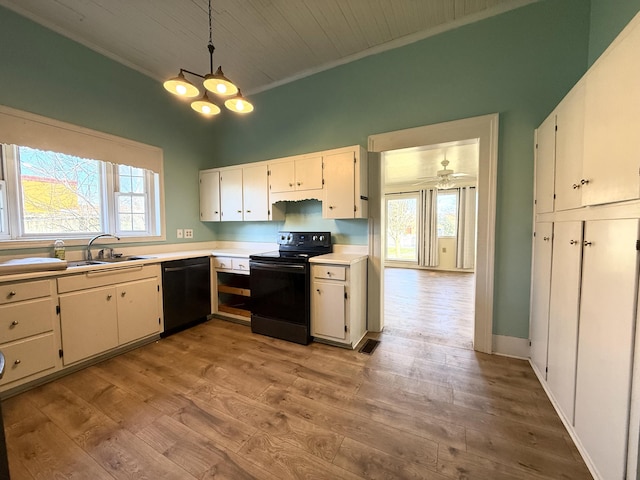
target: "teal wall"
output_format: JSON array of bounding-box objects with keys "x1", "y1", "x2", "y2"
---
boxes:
[
  {"x1": 0, "y1": 5, "x2": 216, "y2": 247},
  {"x1": 207, "y1": 0, "x2": 591, "y2": 339},
  {"x1": 588, "y1": 0, "x2": 640, "y2": 65},
  {"x1": 3, "y1": 0, "x2": 631, "y2": 339}
]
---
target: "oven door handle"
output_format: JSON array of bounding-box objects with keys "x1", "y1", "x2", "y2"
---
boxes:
[{"x1": 250, "y1": 261, "x2": 306, "y2": 273}]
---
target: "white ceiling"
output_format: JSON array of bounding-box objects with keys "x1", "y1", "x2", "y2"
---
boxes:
[
  {"x1": 384, "y1": 139, "x2": 479, "y2": 189},
  {"x1": 0, "y1": 0, "x2": 535, "y2": 95}
]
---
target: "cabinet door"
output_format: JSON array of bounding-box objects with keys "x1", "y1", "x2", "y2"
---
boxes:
[
  {"x1": 116, "y1": 278, "x2": 160, "y2": 345},
  {"x1": 529, "y1": 222, "x2": 553, "y2": 379},
  {"x1": 220, "y1": 168, "x2": 243, "y2": 221},
  {"x1": 534, "y1": 114, "x2": 556, "y2": 214},
  {"x1": 269, "y1": 161, "x2": 295, "y2": 193},
  {"x1": 323, "y1": 151, "x2": 355, "y2": 219},
  {"x1": 243, "y1": 164, "x2": 269, "y2": 221},
  {"x1": 554, "y1": 83, "x2": 585, "y2": 211},
  {"x1": 582, "y1": 19, "x2": 640, "y2": 206},
  {"x1": 574, "y1": 218, "x2": 639, "y2": 480},
  {"x1": 312, "y1": 281, "x2": 346, "y2": 340},
  {"x1": 547, "y1": 221, "x2": 583, "y2": 423},
  {"x1": 59, "y1": 286, "x2": 118, "y2": 365},
  {"x1": 199, "y1": 170, "x2": 221, "y2": 222},
  {"x1": 295, "y1": 155, "x2": 323, "y2": 190}
]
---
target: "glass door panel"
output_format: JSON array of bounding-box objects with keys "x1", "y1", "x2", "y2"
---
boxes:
[{"x1": 385, "y1": 194, "x2": 419, "y2": 262}]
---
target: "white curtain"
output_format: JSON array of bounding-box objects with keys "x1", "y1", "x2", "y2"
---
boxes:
[
  {"x1": 456, "y1": 186, "x2": 477, "y2": 269},
  {"x1": 421, "y1": 189, "x2": 439, "y2": 267}
]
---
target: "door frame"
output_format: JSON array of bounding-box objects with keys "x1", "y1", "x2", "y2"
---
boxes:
[{"x1": 367, "y1": 113, "x2": 499, "y2": 353}]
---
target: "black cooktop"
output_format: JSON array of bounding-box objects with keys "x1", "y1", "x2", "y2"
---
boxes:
[{"x1": 250, "y1": 231, "x2": 332, "y2": 263}]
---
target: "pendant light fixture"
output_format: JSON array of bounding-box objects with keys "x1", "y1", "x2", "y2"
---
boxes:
[{"x1": 163, "y1": 0, "x2": 253, "y2": 117}]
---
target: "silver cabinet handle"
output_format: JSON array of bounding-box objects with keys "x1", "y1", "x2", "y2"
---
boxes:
[
  {"x1": 543, "y1": 236, "x2": 550, "y2": 241},
  {"x1": 297, "y1": 182, "x2": 302, "y2": 186},
  {"x1": 570, "y1": 240, "x2": 579, "y2": 245},
  {"x1": 289, "y1": 183, "x2": 293, "y2": 187},
  {"x1": 328, "y1": 206, "x2": 334, "y2": 210},
  {"x1": 121, "y1": 291, "x2": 127, "y2": 297},
  {"x1": 107, "y1": 294, "x2": 113, "y2": 300},
  {"x1": 572, "y1": 183, "x2": 581, "y2": 189},
  {"x1": 584, "y1": 241, "x2": 593, "y2": 246},
  {"x1": 0, "y1": 351, "x2": 5, "y2": 379},
  {"x1": 246, "y1": 210, "x2": 252, "y2": 213},
  {"x1": 14, "y1": 359, "x2": 21, "y2": 365},
  {"x1": 8, "y1": 291, "x2": 16, "y2": 297},
  {"x1": 11, "y1": 320, "x2": 19, "y2": 326},
  {"x1": 581, "y1": 179, "x2": 590, "y2": 186}
]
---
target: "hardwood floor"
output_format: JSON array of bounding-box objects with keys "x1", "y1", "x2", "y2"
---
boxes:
[{"x1": 2, "y1": 269, "x2": 592, "y2": 479}]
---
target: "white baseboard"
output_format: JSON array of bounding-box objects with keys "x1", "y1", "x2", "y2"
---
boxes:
[{"x1": 491, "y1": 334, "x2": 529, "y2": 359}]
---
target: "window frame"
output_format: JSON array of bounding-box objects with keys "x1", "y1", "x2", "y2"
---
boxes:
[{"x1": 0, "y1": 105, "x2": 166, "y2": 249}]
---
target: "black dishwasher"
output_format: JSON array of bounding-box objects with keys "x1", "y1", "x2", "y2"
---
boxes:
[{"x1": 161, "y1": 256, "x2": 211, "y2": 336}]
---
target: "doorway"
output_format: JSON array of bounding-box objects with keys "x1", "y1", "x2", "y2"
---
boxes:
[
  {"x1": 381, "y1": 140, "x2": 478, "y2": 348},
  {"x1": 368, "y1": 114, "x2": 498, "y2": 353}
]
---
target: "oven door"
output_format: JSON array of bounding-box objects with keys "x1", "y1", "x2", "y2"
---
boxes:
[{"x1": 249, "y1": 260, "x2": 310, "y2": 344}]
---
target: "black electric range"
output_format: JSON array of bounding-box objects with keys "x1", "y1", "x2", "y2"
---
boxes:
[{"x1": 249, "y1": 231, "x2": 332, "y2": 344}]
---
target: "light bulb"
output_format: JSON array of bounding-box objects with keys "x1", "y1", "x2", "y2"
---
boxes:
[
  {"x1": 176, "y1": 84, "x2": 187, "y2": 95},
  {"x1": 235, "y1": 101, "x2": 244, "y2": 111},
  {"x1": 202, "y1": 105, "x2": 211, "y2": 114},
  {"x1": 216, "y1": 84, "x2": 227, "y2": 94}
]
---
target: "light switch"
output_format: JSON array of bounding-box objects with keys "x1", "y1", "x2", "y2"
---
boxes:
[{"x1": 176, "y1": 229, "x2": 183, "y2": 239}]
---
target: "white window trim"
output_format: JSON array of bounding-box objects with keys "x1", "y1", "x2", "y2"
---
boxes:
[{"x1": 0, "y1": 106, "x2": 166, "y2": 249}]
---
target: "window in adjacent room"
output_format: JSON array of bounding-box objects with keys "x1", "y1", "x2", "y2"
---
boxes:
[{"x1": 437, "y1": 190, "x2": 458, "y2": 237}]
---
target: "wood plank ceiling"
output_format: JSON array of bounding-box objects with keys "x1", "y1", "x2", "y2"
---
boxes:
[{"x1": 0, "y1": 0, "x2": 535, "y2": 94}]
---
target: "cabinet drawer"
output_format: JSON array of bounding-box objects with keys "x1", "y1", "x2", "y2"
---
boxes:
[
  {"x1": 0, "y1": 333, "x2": 56, "y2": 386},
  {"x1": 0, "y1": 298, "x2": 55, "y2": 342},
  {"x1": 0, "y1": 280, "x2": 53, "y2": 305},
  {"x1": 57, "y1": 265, "x2": 159, "y2": 293},
  {"x1": 234, "y1": 258, "x2": 250, "y2": 272},
  {"x1": 313, "y1": 265, "x2": 346, "y2": 281},
  {"x1": 213, "y1": 257, "x2": 233, "y2": 269},
  {"x1": 214, "y1": 257, "x2": 250, "y2": 272}
]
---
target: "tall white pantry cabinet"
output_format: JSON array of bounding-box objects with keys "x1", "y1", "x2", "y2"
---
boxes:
[{"x1": 529, "y1": 11, "x2": 640, "y2": 480}]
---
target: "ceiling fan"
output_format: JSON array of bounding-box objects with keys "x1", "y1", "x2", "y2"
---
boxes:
[{"x1": 412, "y1": 158, "x2": 474, "y2": 188}]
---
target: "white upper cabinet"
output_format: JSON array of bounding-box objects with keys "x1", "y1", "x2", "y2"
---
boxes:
[
  {"x1": 582, "y1": 17, "x2": 640, "y2": 206},
  {"x1": 534, "y1": 113, "x2": 556, "y2": 214},
  {"x1": 199, "y1": 170, "x2": 221, "y2": 222},
  {"x1": 242, "y1": 164, "x2": 269, "y2": 221},
  {"x1": 554, "y1": 82, "x2": 585, "y2": 211},
  {"x1": 219, "y1": 168, "x2": 243, "y2": 221},
  {"x1": 323, "y1": 146, "x2": 368, "y2": 219},
  {"x1": 269, "y1": 154, "x2": 323, "y2": 193}
]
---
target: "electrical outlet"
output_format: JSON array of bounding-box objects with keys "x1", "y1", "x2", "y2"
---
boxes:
[
  {"x1": 184, "y1": 229, "x2": 193, "y2": 239},
  {"x1": 176, "y1": 229, "x2": 183, "y2": 239}
]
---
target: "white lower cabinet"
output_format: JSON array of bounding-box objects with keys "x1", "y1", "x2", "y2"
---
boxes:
[
  {"x1": 546, "y1": 221, "x2": 583, "y2": 423},
  {"x1": 573, "y1": 218, "x2": 639, "y2": 480},
  {"x1": 529, "y1": 222, "x2": 553, "y2": 378},
  {"x1": 532, "y1": 218, "x2": 640, "y2": 480},
  {"x1": 310, "y1": 256, "x2": 367, "y2": 349},
  {"x1": 0, "y1": 279, "x2": 58, "y2": 392},
  {"x1": 58, "y1": 265, "x2": 161, "y2": 366}
]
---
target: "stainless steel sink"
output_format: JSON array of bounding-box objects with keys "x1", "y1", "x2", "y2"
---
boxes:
[
  {"x1": 68, "y1": 256, "x2": 155, "y2": 267},
  {"x1": 96, "y1": 255, "x2": 155, "y2": 262}
]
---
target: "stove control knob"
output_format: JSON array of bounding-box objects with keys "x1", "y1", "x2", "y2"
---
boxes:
[
  {"x1": 319, "y1": 235, "x2": 325, "y2": 242},
  {"x1": 280, "y1": 235, "x2": 286, "y2": 241},
  {"x1": 312, "y1": 235, "x2": 318, "y2": 241}
]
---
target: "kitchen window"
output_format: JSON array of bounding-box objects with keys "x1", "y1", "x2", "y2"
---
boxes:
[
  {"x1": 1, "y1": 145, "x2": 160, "y2": 240},
  {"x1": 0, "y1": 105, "x2": 165, "y2": 246}
]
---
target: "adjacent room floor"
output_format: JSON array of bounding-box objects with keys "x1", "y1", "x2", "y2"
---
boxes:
[{"x1": 2, "y1": 272, "x2": 591, "y2": 479}]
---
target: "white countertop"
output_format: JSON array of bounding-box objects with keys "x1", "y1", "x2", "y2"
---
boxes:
[
  {"x1": 0, "y1": 247, "x2": 272, "y2": 283},
  {"x1": 309, "y1": 253, "x2": 368, "y2": 265}
]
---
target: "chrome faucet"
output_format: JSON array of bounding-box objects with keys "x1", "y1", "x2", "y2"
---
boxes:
[{"x1": 86, "y1": 234, "x2": 120, "y2": 261}]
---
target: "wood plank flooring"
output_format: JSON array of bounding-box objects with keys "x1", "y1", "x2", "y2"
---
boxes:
[{"x1": 2, "y1": 268, "x2": 592, "y2": 479}]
